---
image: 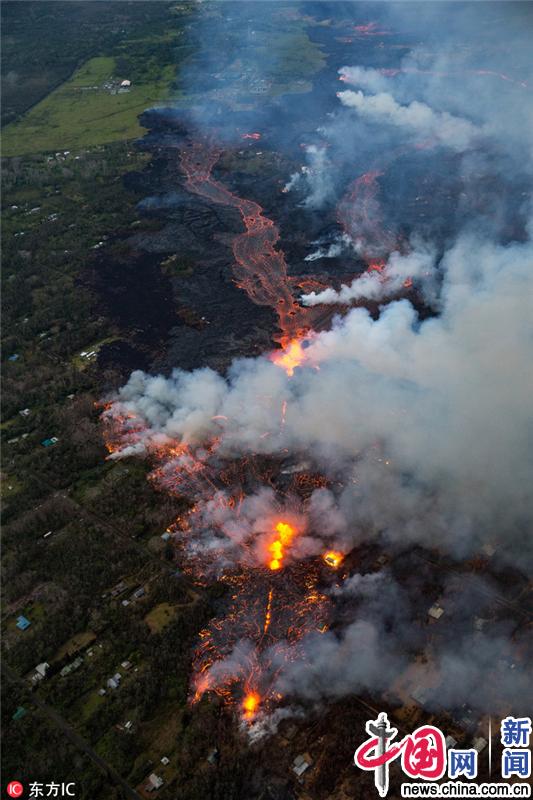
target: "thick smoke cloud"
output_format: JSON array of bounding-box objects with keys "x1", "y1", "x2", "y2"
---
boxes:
[
  {"x1": 338, "y1": 89, "x2": 479, "y2": 152},
  {"x1": 107, "y1": 227, "x2": 533, "y2": 568},
  {"x1": 104, "y1": 2, "x2": 533, "y2": 721},
  {"x1": 283, "y1": 144, "x2": 335, "y2": 209}
]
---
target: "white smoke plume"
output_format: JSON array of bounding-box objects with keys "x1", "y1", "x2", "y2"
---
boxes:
[
  {"x1": 304, "y1": 235, "x2": 349, "y2": 262},
  {"x1": 338, "y1": 65, "x2": 390, "y2": 93},
  {"x1": 283, "y1": 145, "x2": 334, "y2": 208},
  {"x1": 337, "y1": 89, "x2": 479, "y2": 152},
  {"x1": 106, "y1": 227, "x2": 533, "y2": 567},
  {"x1": 301, "y1": 241, "x2": 436, "y2": 306}
]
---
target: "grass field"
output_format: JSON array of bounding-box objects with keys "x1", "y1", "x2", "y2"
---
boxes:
[
  {"x1": 2, "y1": 55, "x2": 174, "y2": 156},
  {"x1": 144, "y1": 602, "x2": 178, "y2": 634}
]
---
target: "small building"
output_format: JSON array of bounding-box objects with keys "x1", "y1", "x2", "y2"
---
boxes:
[
  {"x1": 12, "y1": 706, "x2": 27, "y2": 721},
  {"x1": 98, "y1": 688, "x2": 107, "y2": 696},
  {"x1": 132, "y1": 586, "x2": 145, "y2": 599},
  {"x1": 428, "y1": 603, "x2": 444, "y2": 620},
  {"x1": 145, "y1": 773, "x2": 164, "y2": 792},
  {"x1": 473, "y1": 737, "x2": 487, "y2": 753},
  {"x1": 31, "y1": 662, "x2": 50, "y2": 684},
  {"x1": 161, "y1": 532, "x2": 171, "y2": 542},
  {"x1": 19, "y1": 408, "x2": 31, "y2": 417},
  {"x1": 445, "y1": 736, "x2": 458, "y2": 750},
  {"x1": 107, "y1": 672, "x2": 122, "y2": 690},
  {"x1": 120, "y1": 79, "x2": 132, "y2": 87},
  {"x1": 16, "y1": 615, "x2": 31, "y2": 630},
  {"x1": 41, "y1": 437, "x2": 59, "y2": 447},
  {"x1": 8, "y1": 354, "x2": 20, "y2": 361},
  {"x1": 121, "y1": 660, "x2": 132, "y2": 671},
  {"x1": 60, "y1": 657, "x2": 83, "y2": 677},
  {"x1": 293, "y1": 753, "x2": 313, "y2": 778},
  {"x1": 160, "y1": 757, "x2": 170, "y2": 766}
]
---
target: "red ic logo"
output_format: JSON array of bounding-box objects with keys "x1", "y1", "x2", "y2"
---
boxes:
[{"x1": 7, "y1": 782, "x2": 24, "y2": 798}]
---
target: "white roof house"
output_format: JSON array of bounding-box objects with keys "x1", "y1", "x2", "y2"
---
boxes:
[
  {"x1": 293, "y1": 753, "x2": 313, "y2": 777},
  {"x1": 146, "y1": 773, "x2": 164, "y2": 791},
  {"x1": 428, "y1": 603, "x2": 444, "y2": 620},
  {"x1": 31, "y1": 662, "x2": 50, "y2": 683}
]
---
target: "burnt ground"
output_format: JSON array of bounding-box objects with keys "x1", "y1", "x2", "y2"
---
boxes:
[{"x1": 85, "y1": 148, "x2": 277, "y2": 380}]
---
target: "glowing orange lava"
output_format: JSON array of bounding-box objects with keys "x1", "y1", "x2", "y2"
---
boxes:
[
  {"x1": 242, "y1": 691, "x2": 260, "y2": 718},
  {"x1": 268, "y1": 521, "x2": 296, "y2": 570},
  {"x1": 271, "y1": 338, "x2": 305, "y2": 376},
  {"x1": 323, "y1": 551, "x2": 344, "y2": 568}
]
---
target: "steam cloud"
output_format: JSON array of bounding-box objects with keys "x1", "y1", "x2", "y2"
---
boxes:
[
  {"x1": 301, "y1": 241, "x2": 436, "y2": 305},
  {"x1": 104, "y1": 1, "x2": 533, "y2": 722},
  {"x1": 107, "y1": 227, "x2": 533, "y2": 566}
]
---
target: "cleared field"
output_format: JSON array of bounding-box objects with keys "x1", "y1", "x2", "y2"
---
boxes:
[
  {"x1": 2, "y1": 56, "x2": 174, "y2": 156},
  {"x1": 144, "y1": 603, "x2": 178, "y2": 634}
]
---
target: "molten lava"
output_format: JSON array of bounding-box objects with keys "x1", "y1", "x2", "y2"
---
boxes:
[
  {"x1": 178, "y1": 139, "x2": 317, "y2": 347},
  {"x1": 271, "y1": 337, "x2": 306, "y2": 376},
  {"x1": 338, "y1": 170, "x2": 397, "y2": 261},
  {"x1": 268, "y1": 520, "x2": 296, "y2": 570},
  {"x1": 323, "y1": 551, "x2": 344, "y2": 568},
  {"x1": 243, "y1": 691, "x2": 260, "y2": 718}
]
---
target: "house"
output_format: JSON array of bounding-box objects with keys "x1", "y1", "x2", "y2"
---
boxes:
[
  {"x1": 145, "y1": 773, "x2": 164, "y2": 792},
  {"x1": 428, "y1": 603, "x2": 444, "y2": 620},
  {"x1": 98, "y1": 688, "x2": 107, "y2": 696},
  {"x1": 60, "y1": 657, "x2": 83, "y2": 677},
  {"x1": 107, "y1": 672, "x2": 122, "y2": 690},
  {"x1": 12, "y1": 706, "x2": 27, "y2": 721},
  {"x1": 160, "y1": 757, "x2": 170, "y2": 766},
  {"x1": 16, "y1": 615, "x2": 31, "y2": 630},
  {"x1": 31, "y1": 662, "x2": 50, "y2": 683},
  {"x1": 19, "y1": 408, "x2": 30, "y2": 417},
  {"x1": 120, "y1": 79, "x2": 132, "y2": 87},
  {"x1": 121, "y1": 660, "x2": 132, "y2": 671},
  {"x1": 132, "y1": 586, "x2": 145, "y2": 599},
  {"x1": 445, "y1": 736, "x2": 458, "y2": 749},
  {"x1": 293, "y1": 753, "x2": 313, "y2": 778}
]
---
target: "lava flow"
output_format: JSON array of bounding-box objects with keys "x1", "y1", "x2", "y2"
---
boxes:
[
  {"x1": 102, "y1": 136, "x2": 347, "y2": 724},
  {"x1": 178, "y1": 138, "x2": 314, "y2": 356},
  {"x1": 268, "y1": 521, "x2": 296, "y2": 570},
  {"x1": 337, "y1": 170, "x2": 397, "y2": 261}
]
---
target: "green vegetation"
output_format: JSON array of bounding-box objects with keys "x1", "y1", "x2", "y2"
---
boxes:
[
  {"x1": 1, "y1": 0, "x2": 176, "y2": 126},
  {"x1": 2, "y1": 55, "x2": 174, "y2": 156},
  {"x1": 144, "y1": 602, "x2": 179, "y2": 634}
]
